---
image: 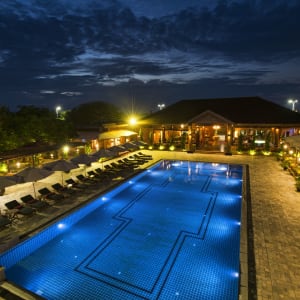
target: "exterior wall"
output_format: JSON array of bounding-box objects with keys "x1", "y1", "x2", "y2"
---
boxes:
[
  {"x1": 140, "y1": 123, "x2": 300, "y2": 153},
  {"x1": 99, "y1": 136, "x2": 131, "y2": 149}
]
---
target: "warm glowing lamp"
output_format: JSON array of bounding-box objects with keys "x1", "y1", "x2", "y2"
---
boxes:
[
  {"x1": 129, "y1": 117, "x2": 137, "y2": 125},
  {"x1": 63, "y1": 145, "x2": 70, "y2": 158}
]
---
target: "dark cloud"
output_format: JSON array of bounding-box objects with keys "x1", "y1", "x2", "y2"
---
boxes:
[{"x1": 0, "y1": 0, "x2": 299, "y2": 111}]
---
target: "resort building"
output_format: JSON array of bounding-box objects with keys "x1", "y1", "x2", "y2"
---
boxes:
[
  {"x1": 138, "y1": 96, "x2": 300, "y2": 153},
  {"x1": 97, "y1": 123, "x2": 138, "y2": 149}
]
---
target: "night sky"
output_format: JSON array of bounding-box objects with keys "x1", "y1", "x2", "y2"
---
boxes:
[{"x1": 0, "y1": 0, "x2": 299, "y2": 114}]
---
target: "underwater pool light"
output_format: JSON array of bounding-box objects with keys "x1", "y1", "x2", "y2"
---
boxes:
[{"x1": 57, "y1": 223, "x2": 66, "y2": 229}]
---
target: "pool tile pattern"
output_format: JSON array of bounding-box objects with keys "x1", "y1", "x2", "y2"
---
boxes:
[{"x1": 1, "y1": 161, "x2": 242, "y2": 299}]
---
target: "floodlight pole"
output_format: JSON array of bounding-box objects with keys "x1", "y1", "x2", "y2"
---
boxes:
[
  {"x1": 158, "y1": 103, "x2": 165, "y2": 110},
  {"x1": 56, "y1": 106, "x2": 61, "y2": 118},
  {"x1": 288, "y1": 99, "x2": 298, "y2": 111}
]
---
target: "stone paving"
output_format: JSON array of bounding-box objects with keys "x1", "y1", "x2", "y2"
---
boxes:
[{"x1": 1, "y1": 150, "x2": 299, "y2": 300}]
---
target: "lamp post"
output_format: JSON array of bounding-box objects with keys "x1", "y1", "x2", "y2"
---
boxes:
[
  {"x1": 288, "y1": 99, "x2": 298, "y2": 111},
  {"x1": 62, "y1": 145, "x2": 69, "y2": 159},
  {"x1": 55, "y1": 106, "x2": 61, "y2": 118},
  {"x1": 157, "y1": 103, "x2": 165, "y2": 110}
]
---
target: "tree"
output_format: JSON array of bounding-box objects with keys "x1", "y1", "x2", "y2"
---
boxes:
[
  {"x1": 68, "y1": 101, "x2": 124, "y2": 127},
  {"x1": 0, "y1": 105, "x2": 76, "y2": 153},
  {"x1": 14, "y1": 106, "x2": 74, "y2": 145},
  {"x1": 0, "y1": 107, "x2": 19, "y2": 151}
]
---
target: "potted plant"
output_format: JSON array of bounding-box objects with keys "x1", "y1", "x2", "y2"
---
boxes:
[{"x1": 281, "y1": 160, "x2": 290, "y2": 170}]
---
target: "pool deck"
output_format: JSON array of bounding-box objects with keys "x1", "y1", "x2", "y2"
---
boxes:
[{"x1": 1, "y1": 150, "x2": 299, "y2": 300}]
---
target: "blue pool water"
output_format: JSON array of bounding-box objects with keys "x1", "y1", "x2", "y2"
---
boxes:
[{"x1": 0, "y1": 160, "x2": 243, "y2": 299}]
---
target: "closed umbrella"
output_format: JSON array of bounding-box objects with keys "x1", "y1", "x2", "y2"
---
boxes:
[{"x1": 15, "y1": 167, "x2": 54, "y2": 197}]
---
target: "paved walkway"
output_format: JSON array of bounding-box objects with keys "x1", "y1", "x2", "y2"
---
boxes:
[{"x1": 1, "y1": 150, "x2": 299, "y2": 300}]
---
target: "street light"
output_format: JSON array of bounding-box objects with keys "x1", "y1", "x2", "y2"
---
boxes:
[
  {"x1": 157, "y1": 103, "x2": 165, "y2": 110},
  {"x1": 288, "y1": 99, "x2": 298, "y2": 111},
  {"x1": 55, "y1": 106, "x2": 61, "y2": 118},
  {"x1": 62, "y1": 145, "x2": 69, "y2": 159}
]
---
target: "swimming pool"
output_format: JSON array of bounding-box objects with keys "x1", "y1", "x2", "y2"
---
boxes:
[{"x1": 0, "y1": 160, "x2": 243, "y2": 299}]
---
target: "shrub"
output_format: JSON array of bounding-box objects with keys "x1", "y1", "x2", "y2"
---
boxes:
[{"x1": 281, "y1": 160, "x2": 290, "y2": 170}]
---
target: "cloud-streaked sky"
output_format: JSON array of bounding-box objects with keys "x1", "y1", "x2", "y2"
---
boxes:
[{"x1": 1, "y1": 0, "x2": 299, "y2": 113}]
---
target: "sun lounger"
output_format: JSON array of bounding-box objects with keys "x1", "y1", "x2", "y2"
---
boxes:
[
  {"x1": 96, "y1": 165, "x2": 116, "y2": 177},
  {"x1": 52, "y1": 183, "x2": 77, "y2": 195},
  {"x1": 100, "y1": 168, "x2": 115, "y2": 179},
  {"x1": 94, "y1": 168, "x2": 114, "y2": 179},
  {"x1": 86, "y1": 171, "x2": 104, "y2": 182},
  {"x1": 137, "y1": 152, "x2": 153, "y2": 159},
  {"x1": 0, "y1": 215, "x2": 12, "y2": 229},
  {"x1": 5, "y1": 200, "x2": 35, "y2": 216},
  {"x1": 111, "y1": 162, "x2": 133, "y2": 171},
  {"x1": 123, "y1": 157, "x2": 143, "y2": 166},
  {"x1": 38, "y1": 187, "x2": 65, "y2": 202},
  {"x1": 104, "y1": 164, "x2": 117, "y2": 172},
  {"x1": 86, "y1": 170, "x2": 101, "y2": 179},
  {"x1": 102, "y1": 164, "x2": 123, "y2": 176},
  {"x1": 131, "y1": 154, "x2": 150, "y2": 162},
  {"x1": 65, "y1": 178, "x2": 86, "y2": 189},
  {"x1": 87, "y1": 170, "x2": 109, "y2": 181},
  {"x1": 20, "y1": 194, "x2": 49, "y2": 210},
  {"x1": 76, "y1": 174, "x2": 97, "y2": 184}
]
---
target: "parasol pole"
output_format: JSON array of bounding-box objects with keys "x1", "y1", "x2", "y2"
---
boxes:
[{"x1": 32, "y1": 182, "x2": 37, "y2": 198}]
